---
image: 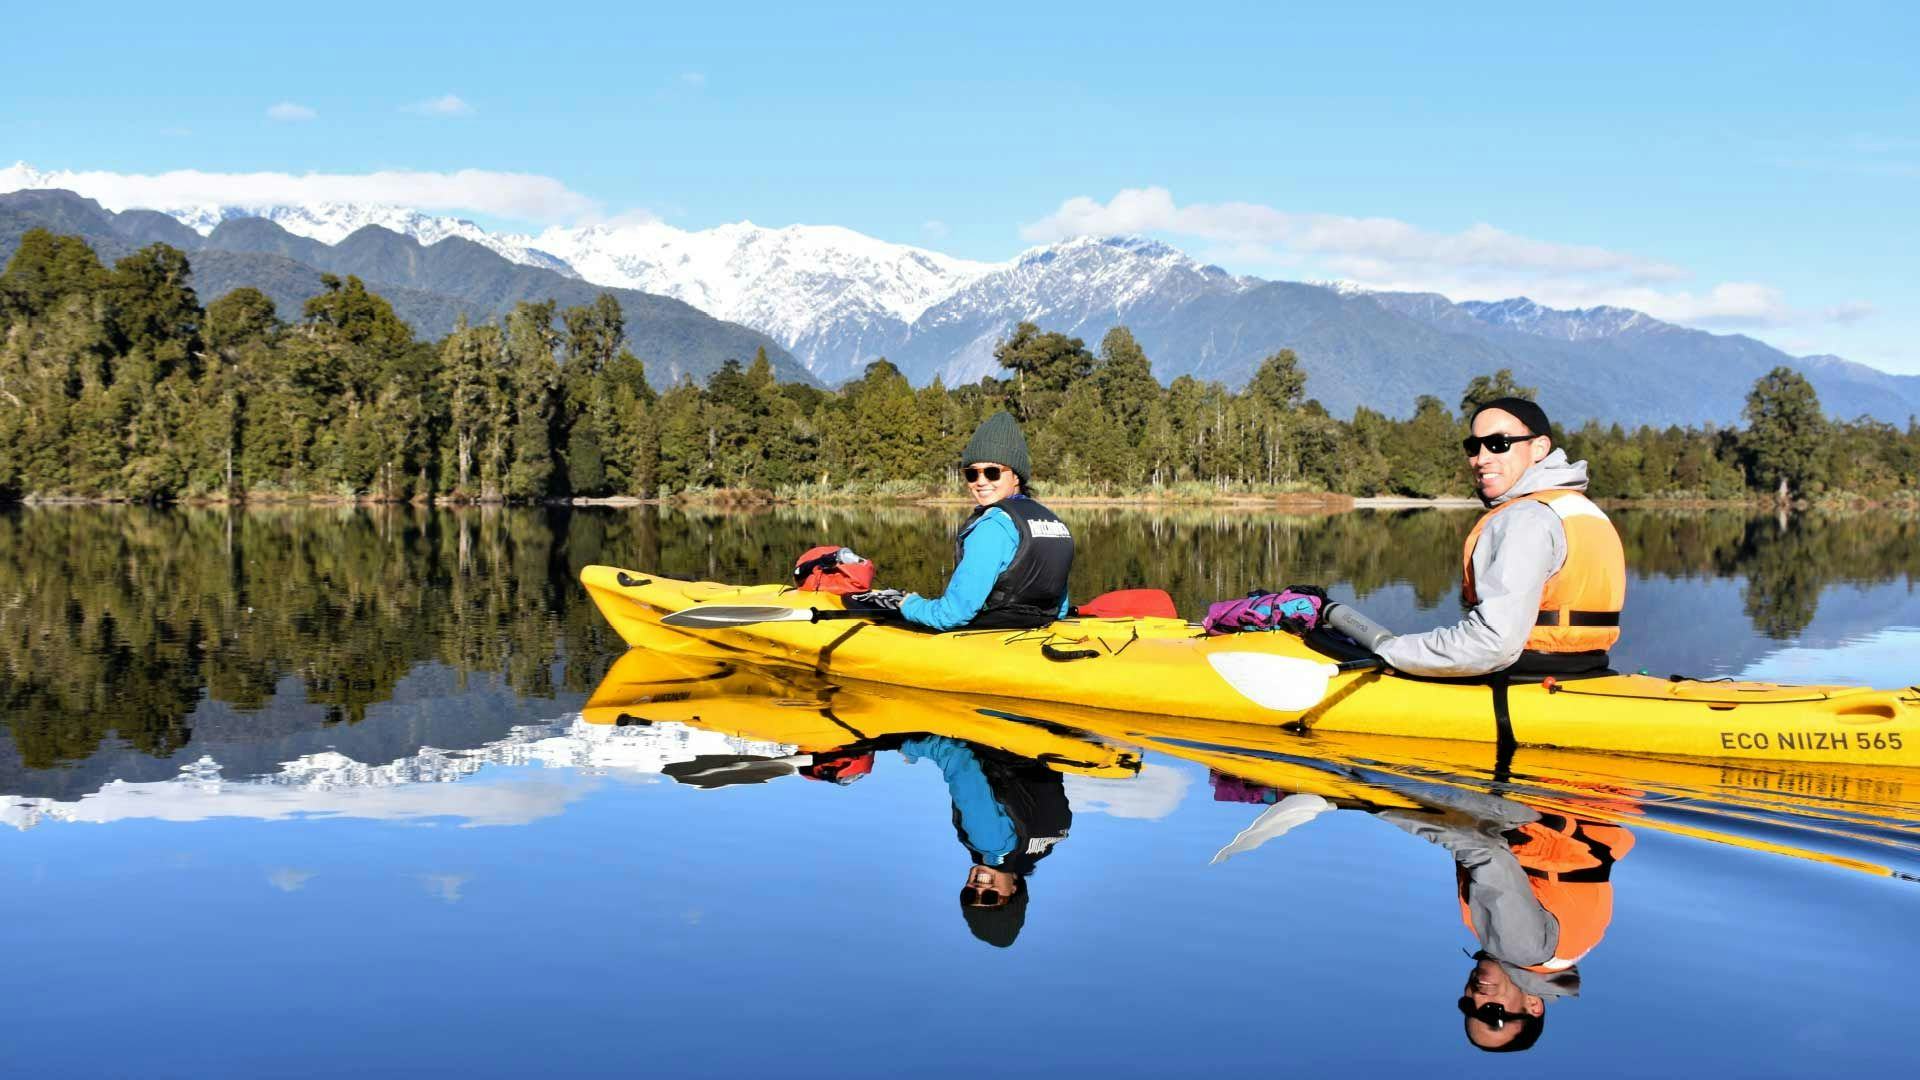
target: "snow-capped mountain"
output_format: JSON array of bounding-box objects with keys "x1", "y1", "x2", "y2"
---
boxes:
[
  {"x1": 513, "y1": 219, "x2": 997, "y2": 382},
  {"x1": 8, "y1": 161, "x2": 1919, "y2": 425},
  {"x1": 1460, "y1": 297, "x2": 1654, "y2": 341},
  {"x1": 0, "y1": 162, "x2": 577, "y2": 276},
  {"x1": 1, "y1": 714, "x2": 794, "y2": 831},
  {"x1": 894, "y1": 235, "x2": 1258, "y2": 384}
]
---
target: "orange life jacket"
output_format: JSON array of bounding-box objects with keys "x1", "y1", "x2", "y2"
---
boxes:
[
  {"x1": 1462, "y1": 489, "x2": 1625, "y2": 655},
  {"x1": 1458, "y1": 813, "x2": 1636, "y2": 971}
]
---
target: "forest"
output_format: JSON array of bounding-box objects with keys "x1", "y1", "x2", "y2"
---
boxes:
[{"x1": 2, "y1": 230, "x2": 1916, "y2": 505}]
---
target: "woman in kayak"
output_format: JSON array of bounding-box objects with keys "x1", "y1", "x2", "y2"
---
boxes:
[{"x1": 849, "y1": 411, "x2": 1074, "y2": 630}]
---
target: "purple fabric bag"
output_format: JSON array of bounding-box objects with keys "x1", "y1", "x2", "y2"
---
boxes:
[{"x1": 1202, "y1": 586, "x2": 1328, "y2": 636}]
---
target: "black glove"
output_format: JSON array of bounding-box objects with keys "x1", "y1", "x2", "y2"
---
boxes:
[{"x1": 845, "y1": 589, "x2": 907, "y2": 613}]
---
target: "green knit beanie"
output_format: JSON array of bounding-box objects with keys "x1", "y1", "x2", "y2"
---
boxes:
[{"x1": 960, "y1": 411, "x2": 1033, "y2": 485}]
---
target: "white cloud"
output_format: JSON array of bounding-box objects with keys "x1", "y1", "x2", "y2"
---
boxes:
[
  {"x1": 419, "y1": 873, "x2": 469, "y2": 903},
  {"x1": 1027, "y1": 186, "x2": 1879, "y2": 333},
  {"x1": 0, "y1": 163, "x2": 597, "y2": 223},
  {"x1": 680, "y1": 72, "x2": 706, "y2": 88},
  {"x1": 1063, "y1": 762, "x2": 1191, "y2": 820},
  {"x1": 268, "y1": 868, "x2": 315, "y2": 892},
  {"x1": 1821, "y1": 300, "x2": 1876, "y2": 324},
  {"x1": 266, "y1": 102, "x2": 317, "y2": 122},
  {"x1": 404, "y1": 93, "x2": 474, "y2": 117},
  {"x1": 1024, "y1": 186, "x2": 1681, "y2": 282},
  {"x1": 921, "y1": 219, "x2": 949, "y2": 239}
]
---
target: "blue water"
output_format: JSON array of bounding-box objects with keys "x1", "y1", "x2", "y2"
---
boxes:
[{"x1": 3, "y1": 506, "x2": 1916, "y2": 1076}]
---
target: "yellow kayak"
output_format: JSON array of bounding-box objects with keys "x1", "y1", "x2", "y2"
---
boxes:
[
  {"x1": 580, "y1": 566, "x2": 1920, "y2": 766},
  {"x1": 582, "y1": 646, "x2": 1142, "y2": 779}
]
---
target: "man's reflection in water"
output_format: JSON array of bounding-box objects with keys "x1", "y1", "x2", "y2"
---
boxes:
[
  {"x1": 898, "y1": 736, "x2": 1071, "y2": 949},
  {"x1": 1211, "y1": 772, "x2": 1633, "y2": 1052}
]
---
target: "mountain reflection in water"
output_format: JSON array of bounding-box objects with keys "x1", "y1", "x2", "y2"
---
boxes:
[{"x1": 3, "y1": 505, "x2": 1918, "y2": 1073}]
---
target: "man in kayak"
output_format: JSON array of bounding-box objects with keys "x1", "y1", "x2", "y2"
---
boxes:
[
  {"x1": 849, "y1": 412, "x2": 1074, "y2": 630},
  {"x1": 1374, "y1": 397, "x2": 1625, "y2": 677}
]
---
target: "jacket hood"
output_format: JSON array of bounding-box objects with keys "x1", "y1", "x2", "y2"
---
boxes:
[{"x1": 1486, "y1": 449, "x2": 1590, "y2": 508}]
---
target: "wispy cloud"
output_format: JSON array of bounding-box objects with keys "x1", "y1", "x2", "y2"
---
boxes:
[
  {"x1": 268, "y1": 868, "x2": 315, "y2": 892},
  {"x1": 266, "y1": 102, "x2": 317, "y2": 122},
  {"x1": 680, "y1": 72, "x2": 706, "y2": 88},
  {"x1": 921, "y1": 219, "x2": 949, "y2": 239},
  {"x1": 1027, "y1": 186, "x2": 1870, "y2": 331},
  {"x1": 0, "y1": 164, "x2": 597, "y2": 222},
  {"x1": 158, "y1": 126, "x2": 193, "y2": 138},
  {"x1": 419, "y1": 873, "x2": 469, "y2": 903},
  {"x1": 403, "y1": 93, "x2": 474, "y2": 118},
  {"x1": 1025, "y1": 186, "x2": 1682, "y2": 282}
]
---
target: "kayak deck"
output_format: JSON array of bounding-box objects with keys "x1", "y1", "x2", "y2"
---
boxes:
[{"x1": 579, "y1": 565, "x2": 1920, "y2": 766}]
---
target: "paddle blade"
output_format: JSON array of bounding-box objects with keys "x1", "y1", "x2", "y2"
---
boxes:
[
  {"x1": 1206, "y1": 652, "x2": 1339, "y2": 712},
  {"x1": 660, "y1": 604, "x2": 819, "y2": 628},
  {"x1": 662, "y1": 753, "x2": 803, "y2": 789},
  {"x1": 1211, "y1": 793, "x2": 1334, "y2": 864}
]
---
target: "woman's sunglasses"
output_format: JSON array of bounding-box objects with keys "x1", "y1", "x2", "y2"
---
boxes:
[
  {"x1": 960, "y1": 884, "x2": 1012, "y2": 907},
  {"x1": 1460, "y1": 432, "x2": 1539, "y2": 456},
  {"x1": 963, "y1": 466, "x2": 1005, "y2": 483}
]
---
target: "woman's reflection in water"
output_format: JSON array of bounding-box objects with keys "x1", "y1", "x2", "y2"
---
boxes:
[
  {"x1": 670, "y1": 728, "x2": 1081, "y2": 949},
  {"x1": 897, "y1": 736, "x2": 1072, "y2": 949},
  {"x1": 1210, "y1": 771, "x2": 1634, "y2": 1053}
]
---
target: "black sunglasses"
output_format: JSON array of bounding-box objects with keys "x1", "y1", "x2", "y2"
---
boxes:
[
  {"x1": 960, "y1": 882, "x2": 1015, "y2": 907},
  {"x1": 1461, "y1": 432, "x2": 1539, "y2": 456},
  {"x1": 962, "y1": 466, "x2": 1005, "y2": 483},
  {"x1": 1457, "y1": 998, "x2": 1530, "y2": 1029}
]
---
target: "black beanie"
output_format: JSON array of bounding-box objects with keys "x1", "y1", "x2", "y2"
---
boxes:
[
  {"x1": 1471, "y1": 397, "x2": 1553, "y2": 443},
  {"x1": 959, "y1": 411, "x2": 1033, "y2": 485},
  {"x1": 960, "y1": 881, "x2": 1029, "y2": 948}
]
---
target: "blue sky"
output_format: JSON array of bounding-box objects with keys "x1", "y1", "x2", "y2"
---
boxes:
[{"x1": 5, "y1": 1, "x2": 1916, "y2": 372}]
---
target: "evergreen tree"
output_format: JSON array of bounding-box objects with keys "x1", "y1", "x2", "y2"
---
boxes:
[
  {"x1": 1458, "y1": 369, "x2": 1537, "y2": 418},
  {"x1": 1741, "y1": 366, "x2": 1826, "y2": 501}
]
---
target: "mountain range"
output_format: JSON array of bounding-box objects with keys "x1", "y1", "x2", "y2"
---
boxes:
[
  {"x1": 0, "y1": 185, "x2": 811, "y2": 389},
  {"x1": 4, "y1": 162, "x2": 1917, "y2": 427}
]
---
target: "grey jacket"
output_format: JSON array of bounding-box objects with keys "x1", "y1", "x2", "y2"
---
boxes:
[
  {"x1": 1376, "y1": 451, "x2": 1594, "y2": 678},
  {"x1": 1376, "y1": 786, "x2": 1581, "y2": 1000}
]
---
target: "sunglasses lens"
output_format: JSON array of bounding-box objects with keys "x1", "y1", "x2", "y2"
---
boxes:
[
  {"x1": 1463, "y1": 435, "x2": 1526, "y2": 455},
  {"x1": 964, "y1": 467, "x2": 1002, "y2": 482}
]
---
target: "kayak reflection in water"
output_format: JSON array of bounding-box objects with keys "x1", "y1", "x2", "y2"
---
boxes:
[
  {"x1": 901, "y1": 735, "x2": 1072, "y2": 948},
  {"x1": 1210, "y1": 772, "x2": 1634, "y2": 1053},
  {"x1": 844, "y1": 411, "x2": 1075, "y2": 631}
]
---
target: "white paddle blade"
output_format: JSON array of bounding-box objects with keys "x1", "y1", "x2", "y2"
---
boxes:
[
  {"x1": 660, "y1": 604, "x2": 817, "y2": 628},
  {"x1": 1211, "y1": 794, "x2": 1336, "y2": 864},
  {"x1": 1206, "y1": 652, "x2": 1339, "y2": 712}
]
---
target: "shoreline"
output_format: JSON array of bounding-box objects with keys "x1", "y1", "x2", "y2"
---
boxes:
[{"x1": 11, "y1": 491, "x2": 1912, "y2": 512}]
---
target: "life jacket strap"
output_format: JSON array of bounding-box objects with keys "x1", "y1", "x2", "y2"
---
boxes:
[{"x1": 1535, "y1": 610, "x2": 1621, "y2": 627}]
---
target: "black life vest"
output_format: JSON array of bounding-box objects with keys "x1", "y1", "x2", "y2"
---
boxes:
[
  {"x1": 951, "y1": 747, "x2": 1072, "y2": 877},
  {"x1": 954, "y1": 496, "x2": 1074, "y2": 630}
]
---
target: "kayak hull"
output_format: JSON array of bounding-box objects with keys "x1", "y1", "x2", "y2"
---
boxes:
[{"x1": 580, "y1": 566, "x2": 1920, "y2": 766}]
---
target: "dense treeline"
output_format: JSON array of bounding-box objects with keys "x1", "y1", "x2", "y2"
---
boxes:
[{"x1": 3, "y1": 231, "x2": 1917, "y2": 504}]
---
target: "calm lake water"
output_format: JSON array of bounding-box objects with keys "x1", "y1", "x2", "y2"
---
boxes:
[{"x1": 3, "y1": 505, "x2": 1917, "y2": 1077}]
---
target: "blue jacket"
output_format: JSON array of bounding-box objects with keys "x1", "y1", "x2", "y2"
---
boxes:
[{"x1": 899, "y1": 498, "x2": 1072, "y2": 630}]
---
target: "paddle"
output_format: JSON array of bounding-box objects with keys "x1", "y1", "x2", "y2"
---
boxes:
[
  {"x1": 660, "y1": 604, "x2": 891, "y2": 629},
  {"x1": 663, "y1": 752, "x2": 817, "y2": 788},
  {"x1": 1206, "y1": 653, "x2": 1382, "y2": 712}
]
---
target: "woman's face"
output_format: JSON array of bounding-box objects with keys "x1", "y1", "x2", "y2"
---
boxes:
[{"x1": 965, "y1": 461, "x2": 1020, "y2": 506}]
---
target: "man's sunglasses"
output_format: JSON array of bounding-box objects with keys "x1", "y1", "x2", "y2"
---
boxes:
[
  {"x1": 963, "y1": 466, "x2": 1005, "y2": 483},
  {"x1": 1456, "y1": 998, "x2": 1530, "y2": 1029},
  {"x1": 1461, "y1": 432, "x2": 1539, "y2": 456}
]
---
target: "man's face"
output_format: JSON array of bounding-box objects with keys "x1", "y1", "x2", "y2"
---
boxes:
[
  {"x1": 1467, "y1": 408, "x2": 1550, "y2": 501},
  {"x1": 1460, "y1": 958, "x2": 1543, "y2": 1050}
]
